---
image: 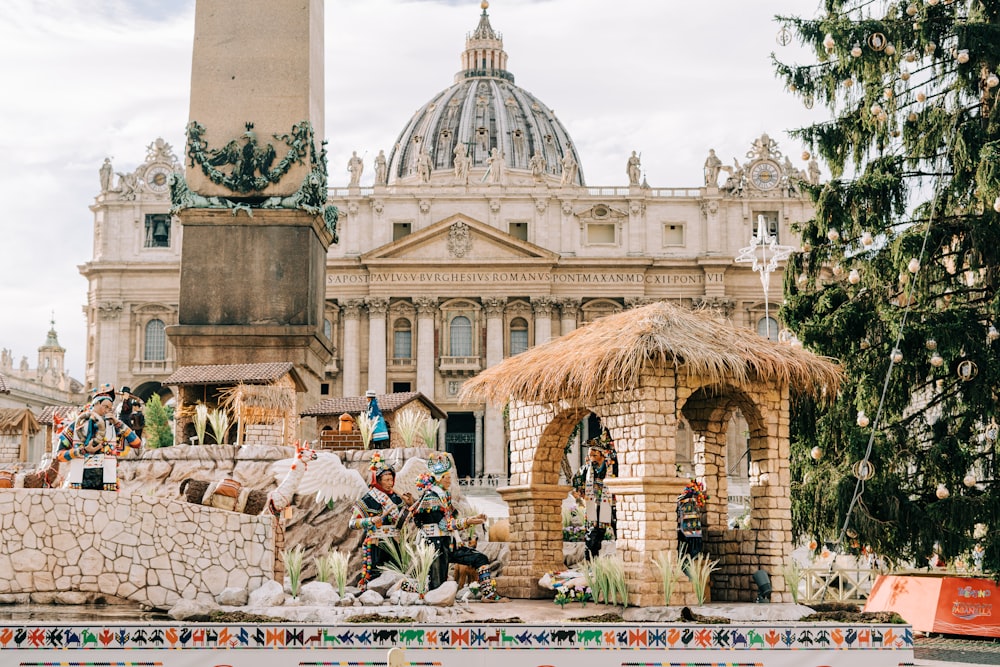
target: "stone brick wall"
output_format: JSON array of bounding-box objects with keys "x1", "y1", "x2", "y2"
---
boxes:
[
  {"x1": 0, "y1": 435, "x2": 20, "y2": 463},
  {"x1": 499, "y1": 366, "x2": 795, "y2": 607},
  {"x1": 0, "y1": 489, "x2": 275, "y2": 609}
]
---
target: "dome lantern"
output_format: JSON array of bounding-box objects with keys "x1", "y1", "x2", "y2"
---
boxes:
[{"x1": 386, "y1": 4, "x2": 585, "y2": 186}]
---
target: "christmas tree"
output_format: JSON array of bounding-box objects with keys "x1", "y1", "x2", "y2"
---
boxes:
[{"x1": 775, "y1": 1, "x2": 1000, "y2": 570}]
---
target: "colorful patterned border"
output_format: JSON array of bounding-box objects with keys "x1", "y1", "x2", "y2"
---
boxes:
[{"x1": 0, "y1": 623, "x2": 913, "y2": 652}]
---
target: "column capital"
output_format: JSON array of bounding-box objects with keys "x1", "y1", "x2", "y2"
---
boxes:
[
  {"x1": 482, "y1": 296, "x2": 507, "y2": 318},
  {"x1": 625, "y1": 297, "x2": 657, "y2": 310},
  {"x1": 342, "y1": 299, "x2": 365, "y2": 319},
  {"x1": 531, "y1": 296, "x2": 554, "y2": 317},
  {"x1": 557, "y1": 297, "x2": 581, "y2": 318},
  {"x1": 365, "y1": 296, "x2": 390, "y2": 316},
  {"x1": 413, "y1": 296, "x2": 438, "y2": 315}
]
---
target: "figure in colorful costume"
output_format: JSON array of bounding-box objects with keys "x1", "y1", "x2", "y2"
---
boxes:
[
  {"x1": 349, "y1": 452, "x2": 414, "y2": 590},
  {"x1": 56, "y1": 385, "x2": 140, "y2": 490},
  {"x1": 410, "y1": 452, "x2": 504, "y2": 600},
  {"x1": 365, "y1": 390, "x2": 390, "y2": 449},
  {"x1": 677, "y1": 479, "x2": 709, "y2": 558},
  {"x1": 572, "y1": 433, "x2": 617, "y2": 559}
]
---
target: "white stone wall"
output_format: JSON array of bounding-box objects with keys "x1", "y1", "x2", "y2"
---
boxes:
[
  {"x1": 0, "y1": 489, "x2": 274, "y2": 609},
  {"x1": 0, "y1": 435, "x2": 20, "y2": 463}
]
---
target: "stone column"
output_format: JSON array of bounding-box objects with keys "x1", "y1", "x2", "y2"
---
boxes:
[
  {"x1": 627, "y1": 199, "x2": 645, "y2": 257},
  {"x1": 482, "y1": 297, "x2": 507, "y2": 476},
  {"x1": 414, "y1": 297, "x2": 437, "y2": 400},
  {"x1": 474, "y1": 409, "x2": 485, "y2": 478},
  {"x1": 497, "y1": 484, "x2": 568, "y2": 598},
  {"x1": 531, "y1": 296, "x2": 553, "y2": 346},
  {"x1": 558, "y1": 298, "x2": 580, "y2": 338},
  {"x1": 341, "y1": 299, "x2": 363, "y2": 397},
  {"x1": 365, "y1": 297, "x2": 389, "y2": 395}
]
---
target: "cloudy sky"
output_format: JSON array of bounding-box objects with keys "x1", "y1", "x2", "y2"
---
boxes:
[{"x1": 0, "y1": 0, "x2": 823, "y2": 381}]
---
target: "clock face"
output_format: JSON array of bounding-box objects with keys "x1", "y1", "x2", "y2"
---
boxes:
[
  {"x1": 750, "y1": 161, "x2": 780, "y2": 190},
  {"x1": 144, "y1": 165, "x2": 172, "y2": 194}
]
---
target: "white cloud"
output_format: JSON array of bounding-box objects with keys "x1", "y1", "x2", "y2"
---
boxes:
[{"x1": 0, "y1": 0, "x2": 823, "y2": 381}]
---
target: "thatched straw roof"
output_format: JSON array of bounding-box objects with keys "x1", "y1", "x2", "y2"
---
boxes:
[
  {"x1": 0, "y1": 408, "x2": 40, "y2": 435},
  {"x1": 460, "y1": 300, "x2": 841, "y2": 406}
]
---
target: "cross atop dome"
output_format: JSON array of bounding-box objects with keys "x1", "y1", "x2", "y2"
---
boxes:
[{"x1": 459, "y1": 0, "x2": 512, "y2": 83}]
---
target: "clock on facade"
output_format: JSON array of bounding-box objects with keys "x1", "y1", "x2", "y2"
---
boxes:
[
  {"x1": 144, "y1": 164, "x2": 172, "y2": 194},
  {"x1": 749, "y1": 161, "x2": 780, "y2": 190}
]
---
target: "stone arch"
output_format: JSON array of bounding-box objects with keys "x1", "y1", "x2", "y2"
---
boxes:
[
  {"x1": 679, "y1": 380, "x2": 791, "y2": 602},
  {"x1": 501, "y1": 401, "x2": 594, "y2": 595}
]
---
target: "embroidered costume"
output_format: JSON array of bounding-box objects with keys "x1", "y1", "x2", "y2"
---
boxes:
[
  {"x1": 410, "y1": 452, "x2": 504, "y2": 601},
  {"x1": 349, "y1": 453, "x2": 410, "y2": 590},
  {"x1": 677, "y1": 479, "x2": 708, "y2": 558},
  {"x1": 572, "y1": 433, "x2": 617, "y2": 558},
  {"x1": 55, "y1": 389, "x2": 140, "y2": 491}
]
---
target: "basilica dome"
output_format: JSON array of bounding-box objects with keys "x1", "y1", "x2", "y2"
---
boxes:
[{"x1": 386, "y1": 2, "x2": 585, "y2": 186}]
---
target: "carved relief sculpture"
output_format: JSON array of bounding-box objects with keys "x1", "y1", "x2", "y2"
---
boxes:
[{"x1": 447, "y1": 221, "x2": 472, "y2": 258}]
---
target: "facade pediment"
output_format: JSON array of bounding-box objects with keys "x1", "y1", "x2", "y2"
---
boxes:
[{"x1": 361, "y1": 214, "x2": 559, "y2": 264}]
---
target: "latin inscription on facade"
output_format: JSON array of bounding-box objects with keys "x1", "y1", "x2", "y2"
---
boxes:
[{"x1": 327, "y1": 272, "x2": 712, "y2": 285}]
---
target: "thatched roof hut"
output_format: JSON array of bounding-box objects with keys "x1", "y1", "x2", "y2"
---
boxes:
[{"x1": 461, "y1": 300, "x2": 840, "y2": 406}]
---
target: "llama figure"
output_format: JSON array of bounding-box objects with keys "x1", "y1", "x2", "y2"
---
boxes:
[
  {"x1": 7, "y1": 413, "x2": 69, "y2": 488},
  {"x1": 265, "y1": 441, "x2": 317, "y2": 581}
]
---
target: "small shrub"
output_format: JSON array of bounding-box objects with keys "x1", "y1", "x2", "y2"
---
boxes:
[
  {"x1": 651, "y1": 550, "x2": 687, "y2": 606},
  {"x1": 327, "y1": 550, "x2": 350, "y2": 596},
  {"x1": 284, "y1": 545, "x2": 305, "y2": 597},
  {"x1": 687, "y1": 554, "x2": 719, "y2": 605}
]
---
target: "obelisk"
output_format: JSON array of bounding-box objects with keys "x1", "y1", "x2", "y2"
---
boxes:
[{"x1": 167, "y1": 0, "x2": 335, "y2": 394}]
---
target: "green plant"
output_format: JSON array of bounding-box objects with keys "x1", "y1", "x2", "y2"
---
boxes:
[
  {"x1": 326, "y1": 550, "x2": 350, "y2": 596},
  {"x1": 378, "y1": 527, "x2": 437, "y2": 595},
  {"x1": 313, "y1": 553, "x2": 331, "y2": 584},
  {"x1": 782, "y1": 560, "x2": 803, "y2": 604},
  {"x1": 418, "y1": 418, "x2": 440, "y2": 449},
  {"x1": 393, "y1": 406, "x2": 426, "y2": 448},
  {"x1": 584, "y1": 555, "x2": 629, "y2": 607},
  {"x1": 651, "y1": 550, "x2": 687, "y2": 607},
  {"x1": 407, "y1": 540, "x2": 438, "y2": 595},
  {"x1": 284, "y1": 545, "x2": 305, "y2": 597},
  {"x1": 206, "y1": 408, "x2": 230, "y2": 445},
  {"x1": 686, "y1": 554, "x2": 719, "y2": 605},
  {"x1": 355, "y1": 413, "x2": 378, "y2": 449},
  {"x1": 193, "y1": 403, "x2": 208, "y2": 445},
  {"x1": 143, "y1": 394, "x2": 173, "y2": 448},
  {"x1": 379, "y1": 524, "x2": 415, "y2": 574}
]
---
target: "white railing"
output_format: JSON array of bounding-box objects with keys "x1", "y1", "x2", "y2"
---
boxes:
[
  {"x1": 797, "y1": 565, "x2": 879, "y2": 604},
  {"x1": 459, "y1": 474, "x2": 510, "y2": 489}
]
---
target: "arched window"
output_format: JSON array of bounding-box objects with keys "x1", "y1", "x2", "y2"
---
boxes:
[
  {"x1": 144, "y1": 319, "x2": 166, "y2": 361},
  {"x1": 324, "y1": 318, "x2": 333, "y2": 340},
  {"x1": 757, "y1": 317, "x2": 779, "y2": 341},
  {"x1": 393, "y1": 318, "x2": 412, "y2": 359},
  {"x1": 510, "y1": 317, "x2": 529, "y2": 356},
  {"x1": 450, "y1": 316, "x2": 472, "y2": 356}
]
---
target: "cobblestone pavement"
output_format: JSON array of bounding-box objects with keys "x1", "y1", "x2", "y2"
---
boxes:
[{"x1": 915, "y1": 635, "x2": 1000, "y2": 665}]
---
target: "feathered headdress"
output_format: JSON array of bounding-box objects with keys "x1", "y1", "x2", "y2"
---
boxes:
[
  {"x1": 679, "y1": 479, "x2": 709, "y2": 506},
  {"x1": 426, "y1": 451, "x2": 452, "y2": 477},
  {"x1": 369, "y1": 451, "x2": 395, "y2": 485}
]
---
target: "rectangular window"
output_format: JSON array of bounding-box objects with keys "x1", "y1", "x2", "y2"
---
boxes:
[
  {"x1": 392, "y1": 222, "x2": 412, "y2": 241},
  {"x1": 144, "y1": 214, "x2": 171, "y2": 248},
  {"x1": 393, "y1": 330, "x2": 412, "y2": 359},
  {"x1": 320, "y1": 383, "x2": 330, "y2": 395},
  {"x1": 753, "y1": 211, "x2": 780, "y2": 241},
  {"x1": 392, "y1": 381, "x2": 412, "y2": 393},
  {"x1": 586, "y1": 223, "x2": 616, "y2": 245},
  {"x1": 662, "y1": 223, "x2": 685, "y2": 246},
  {"x1": 508, "y1": 221, "x2": 528, "y2": 241},
  {"x1": 510, "y1": 330, "x2": 528, "y2": 355}
]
